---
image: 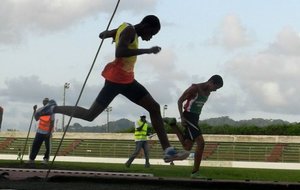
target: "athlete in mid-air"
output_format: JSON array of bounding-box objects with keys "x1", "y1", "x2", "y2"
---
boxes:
[{"x1": 35, "y1": 15, "x2": 189, "y2": 162}]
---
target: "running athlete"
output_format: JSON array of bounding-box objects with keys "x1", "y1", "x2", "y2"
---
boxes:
[
  {"x1": 164, "y1": 75, "x2": 223, "y2": 178},
  {"x1": 34, "y1": 15, "x2": 189, "y2": 162}
]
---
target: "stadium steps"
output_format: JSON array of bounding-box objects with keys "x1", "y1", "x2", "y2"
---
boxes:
[
  {"x1": 207, "y1": 142, "x2": 274, "y2": 161},
  {"x1": 202, "y1": 143, "x2": 219, "y2": 160},
  {"x1": 280, "y1": 144, "x2": 300, "y2": 162},
  {"x1": 57, "y1": 139, "x2": 83, "y2": 156},
  {"x1": 71, "y1": 139, "x2": 135, "y2": 158},
  {"x1": 2, "y1": 137, "x2": 300, "y2": 163},
  {"x1": 0, "y1": 137, "x2": 17, "y2": 153},
  {"x1": 266, "y1": 143, "x2": 287, "y2": 162}
]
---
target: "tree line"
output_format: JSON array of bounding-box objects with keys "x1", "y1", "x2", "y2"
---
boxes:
[
  {"x1": 64, "y1": 117, "x2": 300, "y2": 136},
  {"x1": 164, "y1": 123, "x2": 300, "y2": 136}
]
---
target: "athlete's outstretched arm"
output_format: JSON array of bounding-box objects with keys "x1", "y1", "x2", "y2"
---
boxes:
[{"x1": 99, "y1": 29, "x2": 117, "y2": 40}]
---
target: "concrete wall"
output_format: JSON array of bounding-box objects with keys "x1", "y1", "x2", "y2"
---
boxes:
[{"x1": 1, "y1": 131, "x2": 300, "y2": 143}]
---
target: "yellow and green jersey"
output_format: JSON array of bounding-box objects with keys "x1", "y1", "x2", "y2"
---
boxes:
[{"x1": 102, "y1": 22, "x2": 139, "y2": 84}]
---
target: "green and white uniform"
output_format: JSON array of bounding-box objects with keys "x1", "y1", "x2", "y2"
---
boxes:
[{"x1": 183, "y1": 85, "x2": 208, "y2": 140}]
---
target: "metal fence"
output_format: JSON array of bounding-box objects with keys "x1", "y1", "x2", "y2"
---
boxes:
[{"x1": 1, "y1": 137, "x2": 300, "y2": 162}]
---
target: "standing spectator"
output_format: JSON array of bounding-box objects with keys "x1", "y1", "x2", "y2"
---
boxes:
[
  {"x1": 27, "y1": 98, "x2": 55, "y2": 164},
  {"x1": 126, "y1": 114, "x2": 151, "y2": 168}
]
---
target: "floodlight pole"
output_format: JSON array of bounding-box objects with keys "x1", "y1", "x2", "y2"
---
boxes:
[
  {"x1": 62, "y1": 82, "x2": 70, "y2": 131},
  {"x1": 106, "y1": 106, "x2": 112, "y2": 132},
  {"x1": 163, "y1": 104, "x2": 168, "y2": 117}
]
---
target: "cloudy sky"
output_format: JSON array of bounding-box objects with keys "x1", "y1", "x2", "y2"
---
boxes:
[{"x1": 1, "y1": 0, "x2": 300, "y2": 131}]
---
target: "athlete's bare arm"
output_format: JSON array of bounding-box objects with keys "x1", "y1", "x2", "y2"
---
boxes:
[
  {"x1": 116, "y1": 26, "x2": 161, "y2": 58},
  {"x1": 177, "y1": 85, "x2": 198, "y2": 118},
  {"x1": 99, "y1": 29, "x2": 117, "y2": 40}
]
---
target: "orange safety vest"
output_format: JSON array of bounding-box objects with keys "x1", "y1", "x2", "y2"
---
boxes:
[{"x1": 38, "y1": 115, "x2": 52, "y2": 132}]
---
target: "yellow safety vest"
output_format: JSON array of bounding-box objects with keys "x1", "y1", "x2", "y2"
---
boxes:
[{"x1": 134, "y1": 120, "x2": 148, "y2": 141}]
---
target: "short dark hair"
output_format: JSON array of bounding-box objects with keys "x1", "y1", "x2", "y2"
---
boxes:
[
  {"x1": 43, "y1": 98, "x2": 49, "y2": 105},
  {"x1": 141, "y1": 15, "x2": 160, "y2": 35},
  {"x1": 208, "y1": 75, "x2": 223, "y2": 87}
]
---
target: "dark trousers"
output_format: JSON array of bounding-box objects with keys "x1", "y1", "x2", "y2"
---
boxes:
[
  {"x1": 126, "y1": 141, "x2": 150, "y2": 165},
  {"x1": 29, "y1": 132, "x2": 51, "y2": 160}
]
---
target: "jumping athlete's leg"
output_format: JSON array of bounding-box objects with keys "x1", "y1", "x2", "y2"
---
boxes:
[
  {"x1": 54, "y1": 101, "x2": 106, "y2": 122},
  {"x1": 54, "y1": 80, "x2": 119, "y2": 122},
  {"x1": 138, "y1": 95, "x2": 171, "y2": 150},
  {"x1": 192, "y1": 134, "x2": 205, "y2": 173},
  {"x1": 122, "y1": 80, "x2": 190, "y2": 162},
  {"x1": 122, "y1": 80, "x2": 171, "y2": 150},
  {"x1": 170, "y1": 124, "x2": 186, "y2": 146},
  {"x1": 165, "y1": 119, "x2": 193, "y2": 151},
  {"x1": 182, "y1": 111, "x2": 205, "y2": 173}
]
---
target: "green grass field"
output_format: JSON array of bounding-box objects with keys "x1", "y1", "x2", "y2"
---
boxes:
[{"x1": 1, "y1": 160, "x2": 300, "y2": 182}]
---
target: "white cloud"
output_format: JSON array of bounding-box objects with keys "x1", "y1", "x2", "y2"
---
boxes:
[
  {"x1": 0, "y1": 48, "x2": 190, "y2": 131},
  {"x1": 210, "y1": 14, "x2": 252, "y2": 50},
  {"x1": 261, "y1": 82, "x2": 286, "y2": 106},
  {"x1": 136, "y1": 48, "x2": 189, "y2": 104},
  {"x1": 0, "y1": 0, "x2": 158, "y2": 45},
  {"x1": 2, "y1": 0, "x2": 300, "y2": 130},
  {"x1": 0, "y1": 76, "x2": 102, "y2": 129},
  {"x1": 224, "y1": 27, "x2": 300, "y2": 115},
  {"x1": 1, "y1": 76, "x2": 57, "y2": 102},
  {"x1": 265, "y1": 27, "x2": 300, "y2": 56}
]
